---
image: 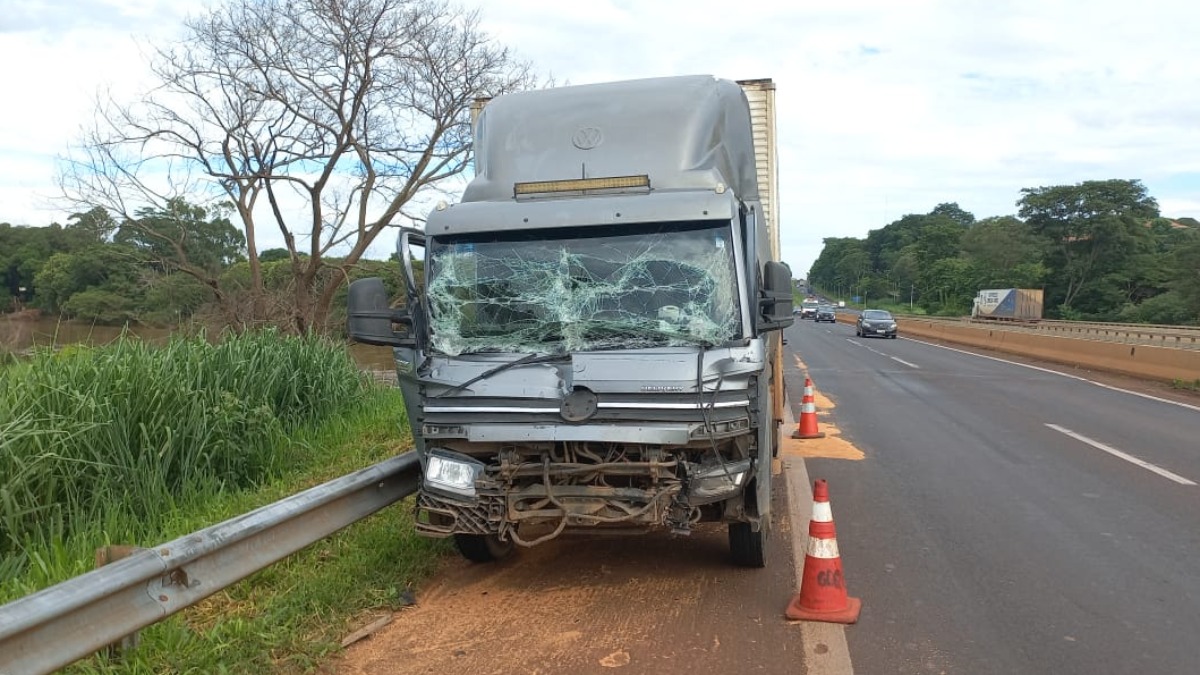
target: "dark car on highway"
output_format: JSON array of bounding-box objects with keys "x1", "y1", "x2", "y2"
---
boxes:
[
  {"x1": 815, "y1": 304, "x2": 836, "y2": 323},
  {"x1": 856, "y1": 309, "x2": 897, "y2": 338}
]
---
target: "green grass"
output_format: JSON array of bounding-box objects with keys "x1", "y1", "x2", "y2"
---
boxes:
[
  {"x1": 0, "y1": 331, "x2": 449, "y2": 672},
  {"x1": 1, "y1": 330, "x2": 366, "y2": 559},
  {"x1": 1172, "y1": 378, "x2": 1200, "y2": 392},
  {"x1": 61, "y1": 391, "x2": 446, "y2": 674}
]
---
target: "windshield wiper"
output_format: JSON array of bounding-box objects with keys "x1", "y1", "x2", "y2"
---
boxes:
[{"x1": 433, "y1": 352, "x2": 571, "y2": 398}]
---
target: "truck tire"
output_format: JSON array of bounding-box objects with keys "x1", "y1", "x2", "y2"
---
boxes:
[
  {"x1": 454, "y1": 533, "x2": 514, "y2": 563},
  {"x1": 728, "y1": 522, "x2": 766, "y2": 568}
]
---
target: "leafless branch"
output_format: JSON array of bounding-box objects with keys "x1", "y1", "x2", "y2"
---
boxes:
[{"x1": 60, "y1": 0, "x2": 536, "y2": 332}]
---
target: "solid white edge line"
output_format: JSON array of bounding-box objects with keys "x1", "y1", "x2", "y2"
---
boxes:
[
  {"x1": 889, "y1": 356, "x2": 920, "y2": 369},
  {"x1": 904, "y1": 337, "x2": 1200, "y2": 413},
  {"x1": 1045, "y1": 423, "x2": 1196, "y2": 486},
  {"x1": 782, "y1": 403, "x2": 855, "y2": 675}
]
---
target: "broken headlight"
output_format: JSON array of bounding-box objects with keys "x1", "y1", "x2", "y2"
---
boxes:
[
  {"x1": 424, "y1": 448, "x2": 486, "y2": 500},
  {"x1": 686, "y1": 458, "x2": 753, "y2": 505}
]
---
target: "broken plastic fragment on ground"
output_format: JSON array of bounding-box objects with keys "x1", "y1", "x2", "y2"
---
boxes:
[{"x1": 427, "y1": 223, "x2": 741, "y2": 355}]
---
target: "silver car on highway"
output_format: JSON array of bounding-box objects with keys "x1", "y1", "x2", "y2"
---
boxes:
[{"x1": 856, "y1": 309, "x2": 897, "y2": 338}]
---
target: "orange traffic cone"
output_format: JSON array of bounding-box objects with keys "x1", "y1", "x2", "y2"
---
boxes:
[
  {"x1": 785, "y1": 479, "x2": 861, "y2": 623},
  {"x1": 791, "y1": 377, "x2": 825, "y2": 439}
]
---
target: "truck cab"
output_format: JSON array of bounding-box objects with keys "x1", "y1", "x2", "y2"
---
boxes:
[{"x1": 347, "y1": 76, "x2": 792, "y2": 567}]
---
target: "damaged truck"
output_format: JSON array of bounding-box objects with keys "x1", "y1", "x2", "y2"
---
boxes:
[{"x1": 347, "y1": 75, "x2": 793, "y2": 567}]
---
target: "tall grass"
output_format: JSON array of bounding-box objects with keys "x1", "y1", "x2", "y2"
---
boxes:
[{"x1": 0, "y1": 330, "x2": 368, "y2": 564}]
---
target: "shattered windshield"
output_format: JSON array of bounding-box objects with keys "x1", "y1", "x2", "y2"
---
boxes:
[{"x1": 426, "y1": 221, "x2": 741, "y2": 355}]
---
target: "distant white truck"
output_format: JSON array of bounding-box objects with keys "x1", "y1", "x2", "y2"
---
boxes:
[
  {"x1": 800, "y1": 298, "x2": 819, "y2": 319},
  {"x1": 972, "y1": 288, "x2": 1044, "y2": 321}
]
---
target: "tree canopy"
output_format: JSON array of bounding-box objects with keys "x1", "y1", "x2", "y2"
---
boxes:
[{"x1": 806, "y1": 185, "x2": 1198, "y2": 323}]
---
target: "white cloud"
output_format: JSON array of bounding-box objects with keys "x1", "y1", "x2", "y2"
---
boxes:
[{"x1": 1, "y1": 0, "x2": 1198, "y2": 275}]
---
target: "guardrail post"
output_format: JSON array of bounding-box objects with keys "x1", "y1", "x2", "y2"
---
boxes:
[{"x1": 94, "y1": 545, "x2": 145, "y2": 659}]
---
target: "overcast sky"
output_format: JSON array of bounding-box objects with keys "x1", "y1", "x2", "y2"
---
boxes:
[{"x1": 2, "y1": 0, "x2": 1199, "y2": 276}]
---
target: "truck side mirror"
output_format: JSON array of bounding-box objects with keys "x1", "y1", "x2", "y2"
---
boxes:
[
  {"x1": 347, "y1": 277, "x2": 416, "y2": 347},
  {"x1": 756, "y1": 261, "x2": 795, "y2": 332}
]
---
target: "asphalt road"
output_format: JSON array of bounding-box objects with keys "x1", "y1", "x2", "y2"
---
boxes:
[{"x1": 783, "y1": 317, "x2": 1200, "y2": 674}]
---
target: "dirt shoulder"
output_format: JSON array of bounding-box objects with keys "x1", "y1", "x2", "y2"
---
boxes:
[{"x1": 332, "y1": 485, "x2": 807, "y2": 674}]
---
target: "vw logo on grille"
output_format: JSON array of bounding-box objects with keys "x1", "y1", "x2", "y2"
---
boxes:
[{"x1": 572, "y1": 126, "x2": 603, "y2": 150}]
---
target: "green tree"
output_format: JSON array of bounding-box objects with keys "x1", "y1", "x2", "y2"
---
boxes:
[
  {"x1": 808, "y1": 237, "x2": 866, "y2": 298},
  {"x1": 915, "y1": 218, "x2": 967, "y2": 268},
  {"x1": 1171, "y1": 233, "x2": 1200, "y2": 321},
  {"x1": 864, "y1": 214, "x2": 924, "y2": 272},
  {"x1": 920, "y1": 257, "x2": 976, "y2": 314},
  {"x1": 62, "y1": 289, "x2": 137, "y2": 324},
  {"x1": 930, "y1": 202, "x2": 976, "y2": 228},
  {"x1": 32, "y1": 245, "x2": 142, "y2": 316},
  {"x1": 1, "y1": 222, "x2": 99, "y2": 307},
  {"x1": 114, "y1": 198, "x2": 245, "y2": 275},
  {"x1": 960, "y1": 216, "x2": 1049, "y2": 289},
  {"x1": 1018, "y1": 179, "x2": 1158, "y2": 315},
  {"x1": 139, "y1": 272, "x2": 216, "y2": 325},
  {"x1": 66, "y1": 207, "x2": 118, "y2": 241}
]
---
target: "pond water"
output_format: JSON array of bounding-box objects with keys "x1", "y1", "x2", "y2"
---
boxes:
[{"x1": 0, "y1": 316, "x2": 398, "y2": 371}]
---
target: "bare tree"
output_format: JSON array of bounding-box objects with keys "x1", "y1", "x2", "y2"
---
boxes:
[{"x1": 61, "y1": 0, "x2": 533, "y2": 332}]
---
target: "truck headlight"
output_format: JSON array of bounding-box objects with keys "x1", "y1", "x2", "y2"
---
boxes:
[
  {"x1": 424, "y1": 449, "x2": 485, "y2": 499},
  {"x1": 687, "y1": 458, "x2": 753, "y2": 505}
]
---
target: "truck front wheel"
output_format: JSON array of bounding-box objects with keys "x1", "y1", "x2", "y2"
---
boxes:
[
  {"x1": 728, "y1": 522, "x2": 766, "y2": 567},
  {"x1": 454, "y1": 533, "x2": 514, "y2": 563}
]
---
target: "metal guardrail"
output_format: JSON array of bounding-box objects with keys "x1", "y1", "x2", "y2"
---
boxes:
[
  {"x1": 904, "y1": 315, "x2": 1200, "y2": 351},
  {"x1": 1026, "y1": 320, "x2": 1200, "y2": 350},
  {"x1": 0, "y1": 453, "x2": 421, "y2": 675}
]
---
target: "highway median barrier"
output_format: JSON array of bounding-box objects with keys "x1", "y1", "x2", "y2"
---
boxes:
[{"x1": 836, "y1": 314, "x2": 1200, "y2": 384}]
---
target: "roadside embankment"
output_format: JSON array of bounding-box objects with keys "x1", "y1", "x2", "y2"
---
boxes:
[
  {"x1": 1, "y1": 332, "x2": 443, "y2": 672},
  {"x1": 838, "y1": 314, "x2": 1200, "y2": 383}
]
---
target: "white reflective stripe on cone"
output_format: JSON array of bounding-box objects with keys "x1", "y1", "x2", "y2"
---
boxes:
[
  {"x1": 801, "y1": 402, "x2": 816, "y2": 412},
  {"x1": 807, "y1": 537, "x2": 840, "y2": 559},
  {"x1": 811, "y1": 501, "x2": 833, "y2": 522}
]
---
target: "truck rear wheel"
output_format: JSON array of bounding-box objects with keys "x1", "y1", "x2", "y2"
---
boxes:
[
  {"x1": 728, "y1": 522, "x2": 766, "y2": 568},
  {"x1": 454, "y1": 533, "x2": 514, "y2": 563}
]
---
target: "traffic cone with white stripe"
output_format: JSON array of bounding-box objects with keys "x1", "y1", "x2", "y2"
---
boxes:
[
  {"x1": 785, "y1": 479, "x2": 861, "y2": 623},
  {"x1": 791, "y1": 377, "x2": 825, "y2": 439}
]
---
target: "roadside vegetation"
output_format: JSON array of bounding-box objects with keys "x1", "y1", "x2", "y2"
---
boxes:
[
  {"x1": 1172, "y1": 378, "x2": 1200, "y2": 392},
  {"x1": 807, "y1": 183, "x2": 1200, "y2": 323},
  {"x1": 0, "y1": 332, "x2": 445, "y2": 672}
]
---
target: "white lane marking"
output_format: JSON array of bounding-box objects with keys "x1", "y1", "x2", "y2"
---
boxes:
[
  {"x1": 846, "y1": 338, "x2": 920, "y2": 369},
  {"x1": 1045, "y1": 424, "x2": 1196, "y2": 486},
  {"x1": 909, "y1": 339, "x2": 1200, "y2": 414}
]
